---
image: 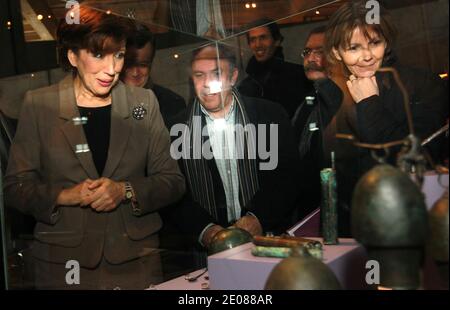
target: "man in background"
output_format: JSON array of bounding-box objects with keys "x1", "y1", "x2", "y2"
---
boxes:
[
  {"x1": 292, "y1": 26, "x2": 342, "y2": 222},
  {"x1": 121, "y1": 23, "x2": 185, "y2": 127},
  {"x1": 164, "y1": 44, "x2": 300, "y2": 250},
  {"x1": 238, "y1": 18, "x2": 313, "y2": 118}
]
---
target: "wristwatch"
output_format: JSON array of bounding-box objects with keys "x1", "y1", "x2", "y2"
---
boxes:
[
  {"x1": 124, "y1": 182, "x2": 134, "y2": 202},
  {"x1": 124, "y1": 182, "x2": 141, "y2": 215}
]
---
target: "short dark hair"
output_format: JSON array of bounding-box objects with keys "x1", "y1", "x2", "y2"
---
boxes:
[
  {"x1": 245, "y1": 18, "x2": 284, "y2": 44},
  {"x1": 324, "y1": 1, "x2": 396, "y2": 65},
  {"x1": 57, "y1": 6, "x2": 134, "y2": 72},
  {"x1": 126, "y1": 23, "x2": 156, "y2": 63},
  {"x1": 191, "y1": 44, "x2": 237, "y2": 70},
  {"x1": 305, "y1": 25, "x2": 327, "y2": 45}
]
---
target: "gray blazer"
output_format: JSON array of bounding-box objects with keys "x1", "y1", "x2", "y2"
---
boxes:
[{"x1": 4, "y1": 75, "x2": 185, "y2": 267}]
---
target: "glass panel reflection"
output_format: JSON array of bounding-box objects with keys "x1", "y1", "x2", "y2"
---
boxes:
[{"x1": 1, "y1": 0, "x2": 447, "y2": 290}]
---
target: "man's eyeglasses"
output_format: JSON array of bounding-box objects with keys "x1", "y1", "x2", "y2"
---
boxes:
[{"x1": 301, "y1": 48, "x2": 324, "y2": 58}]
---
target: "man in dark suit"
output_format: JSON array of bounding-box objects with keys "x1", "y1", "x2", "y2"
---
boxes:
[
  {"x1": 121, "y1": 23, "x2": 186, "y2": 127},
  {"x1": 164, "y1": 44, "x2": 300, "y2": 249},
  {"x1": 238, "y1": 18, "x2": 313, "y2": 118}
]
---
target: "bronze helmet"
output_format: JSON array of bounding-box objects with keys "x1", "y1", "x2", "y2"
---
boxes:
[
  {"x1": 264, "y1": 247, "x2": 341, "y2": 290},
  {"x1": 352, "y1": 164, "x2": 428, "y2": 289},
  {"x1": 352, "y1": 164, "x2": 427, "y2": 246},
  {"x1": 208, "y1": 227, "x2": 253, "y2": 255}
]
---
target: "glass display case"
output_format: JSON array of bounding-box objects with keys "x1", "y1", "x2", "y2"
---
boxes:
[{"x1": 0, "y1": 0, "x2": 448, "y2": 290}]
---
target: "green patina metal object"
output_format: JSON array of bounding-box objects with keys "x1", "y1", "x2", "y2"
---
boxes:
[
  {"x1": 252, "y1": 246, "x2": 292, "y2": 258},
  {"x1": 264, "y1": 247, "x2": 341, "y2": 290},
  {"x1": 352, "y1": 164, "x2": 428, "y2": 289},
  {"x1": 208, "y1": 227, "x2": 253, "y2": 255},
  {"x1": 428, "y1": 190, "x2": 449, "y2": 286},
  {"x1": 352, "y1": 164, "x2": 427, "y2": 246},
  {"x1": 320, "y1": 168, "x2": 338, "y2": 245},
  {"x1": 252, "y1": 243, "x2": 323, "y2": 260}
]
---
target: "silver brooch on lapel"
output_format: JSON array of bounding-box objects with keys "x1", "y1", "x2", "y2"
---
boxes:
[{"x1": 132, "y1": 104, "x2": 147, "y2": 120}]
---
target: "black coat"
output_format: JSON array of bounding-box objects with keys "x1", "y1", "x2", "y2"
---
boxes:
[
  {"x1": 238, "y1": 47, "x2": 313, "y2": 119},
  {"x1": 161, "y1": 95, "x2": 300, "y2": 245}
]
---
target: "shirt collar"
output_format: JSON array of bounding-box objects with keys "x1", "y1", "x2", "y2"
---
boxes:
[{"x1": 200, "y1": 96, "x2": 236, "y2": 122}]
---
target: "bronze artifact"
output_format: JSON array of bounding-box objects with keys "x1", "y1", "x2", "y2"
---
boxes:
[
  {"x1": 320, "y1": 166, "x2": 339, "y2": 245},
  {"x1": 252, "y1": 244, "x2": 323, "y2": 260},
  {"x1": 352, "y1": 164, "x2": 428, "y2": 289},
  {"x1": 253, "y1": 235, "x2": 321, "y2": 248},
  {"x1": 428, "y1": 190, "x2": 449, "y2": 286},
  {"x1": 252, "y1": 246, "x2": 293, "y2": 259},
  {"x1": 264, "y1": 247, "x2": 341, "y2": 290},
  {"x1": 252, "y1": 235, "x2": 323, "y2": 259},
  {"x1": 208, "y1": 227, "x2": 253, "y2": 255}
]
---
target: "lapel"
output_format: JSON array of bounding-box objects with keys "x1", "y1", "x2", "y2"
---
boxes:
[
  {"x1": 101, "y1": 81, "x2": 131, "y2": 178},
  {"x1": 59, "y1": 75, "x2": 99, "y2": 179},
  {"x1": 58, "y1": 77, "x2": 132, "y2": 179}
]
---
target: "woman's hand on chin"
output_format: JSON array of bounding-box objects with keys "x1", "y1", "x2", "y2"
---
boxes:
[{"x1": 346, "y1": 74, "x2": 379, "y2": 103}]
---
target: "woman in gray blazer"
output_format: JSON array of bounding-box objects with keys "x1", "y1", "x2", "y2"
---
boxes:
[{"x1": 4, "y1": 6, "x2": 185, "y2": 289}]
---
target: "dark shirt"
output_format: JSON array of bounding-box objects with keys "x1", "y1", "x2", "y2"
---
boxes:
[{"x1": 78, "y1": 105, "x2": 111, "y2": 176}]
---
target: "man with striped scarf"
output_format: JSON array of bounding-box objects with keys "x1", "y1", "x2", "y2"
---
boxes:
[{"x1": 164, "y1": 44, "x2": 300, "y2": 250}]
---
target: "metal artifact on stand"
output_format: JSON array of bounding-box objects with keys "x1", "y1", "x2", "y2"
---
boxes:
[
  {"x1": 351, "y1": 164, "x2": 427, "y2": 289},
  {"x1": 320, "y1": 152, "x2": 339, "y2": 245}
]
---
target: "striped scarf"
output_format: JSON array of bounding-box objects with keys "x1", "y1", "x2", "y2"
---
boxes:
[{"x1": 182, "y1": 89, "x2": 260, "y2": 221}]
